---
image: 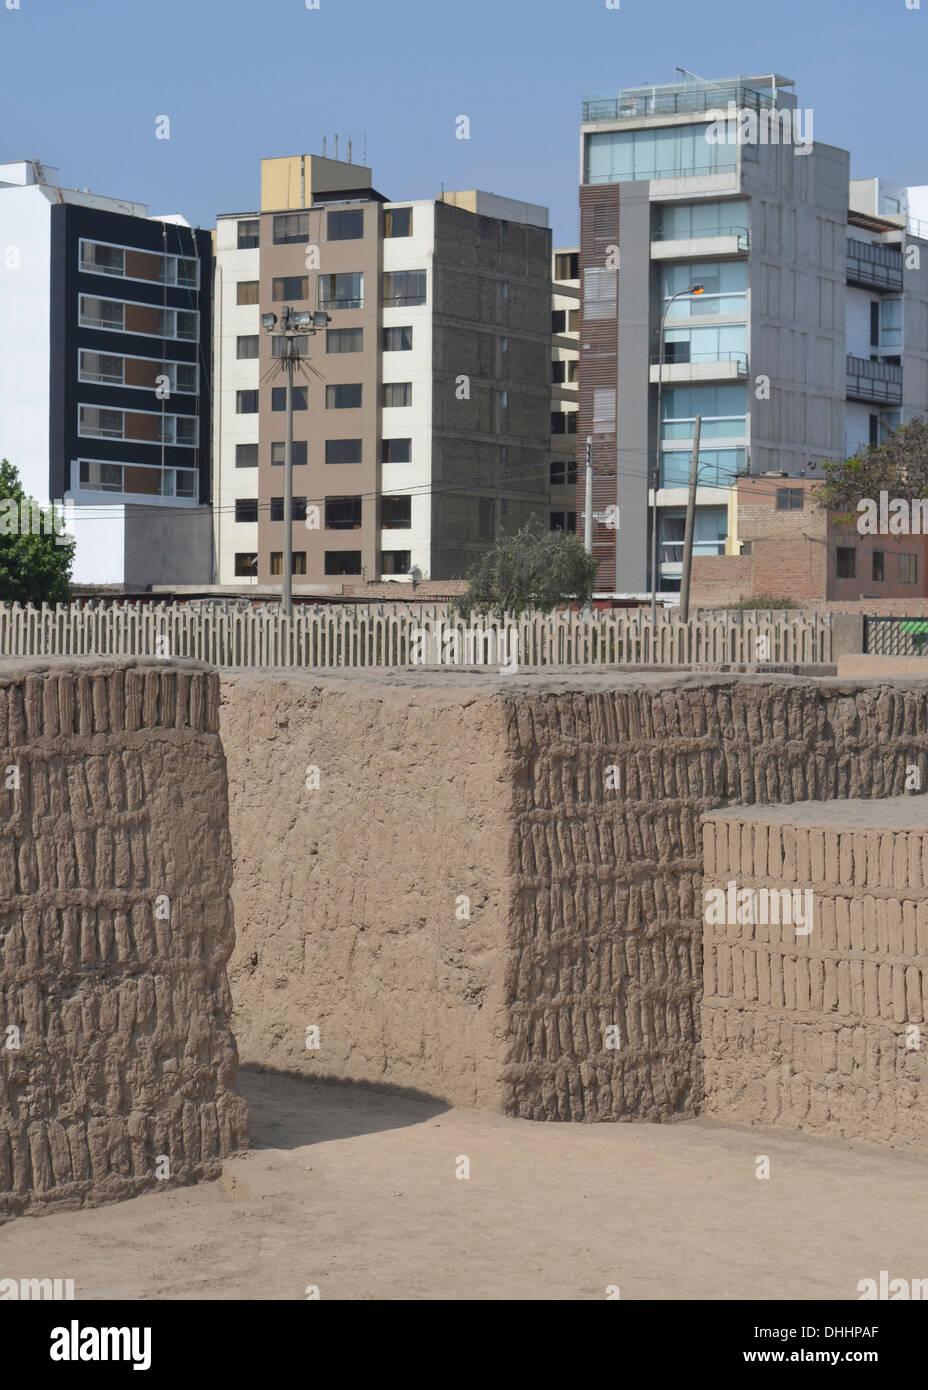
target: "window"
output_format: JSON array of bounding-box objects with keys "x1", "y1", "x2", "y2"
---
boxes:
[
  {"x1": 273, "y1": 213, "x2": 309, "y2": 245},
  {"x1": 237, "y1": 219, "x2": 260, "y2": 249},
  {"x1": 900, "y1": 553, "x2": 918, "y2": 585},
  {"x1": 870, "y1": 415, "x2": 880, "y2": 447},
  {"x1": 661, "y1": 448, "x2": 745, "y2": 489},
  {"x1": 836, "y1": 547, "x2": 856, "y2": 579},
  {"x1": 659, "y1": 199, "x2": 749, "y2": 242},
  {"x1": 326, "y1": 327, "x2": 363, "y2": 353},
  {"x1": 550, "y1": 511, "x2": 577, "y2": 533},
  {"x1": 500, "y1": 390, "x2": 508, "y2": 408},
  {"x1": 552, "y1": 309, "x2": 566, "y2": 333},
  {"x1": 79, "y1": 295, "x2": 124, "y2": 330},
  {"x1": 381, "y1": 550, "x2": 411, "y2": 574},
  {"x1": 872, "y1": 550, "x2": 884, "y2": 582},
  {"x1": 478, "y1": 498, "x2": 495, "y2": 541},
  {"x1": 234, "y1": 553, "x2": 258, "y2": 577},
  {"x1": 79, "y1": 351, "x2": 123, "y2": 385},
  {"x1": 327, "y1": 209, "x2": 364, "y2": 240},
  {"x1": 79, "y1": 460, "x2": 124, "y2": 492},
  {"x1": 79, "y1": 406, "x2": 123, "y2": 438},
  {"x1": 585, "y1": 126, "x2": 737, "y2": 185},
  {"x1": 583, "y1": 268, "x2": 617, "y2": 321},
  {"x1": 383, "y1": 270, "x2": 426, "y2": 307},
  {"x1": 382, "y1": 382, "x2": 412, "y2": 408},
  {"x1": 325, "y1": 439, "x2": 362, "y2": 464},
  {"x1": 325, "y1": 496, "x2": 363, "y2": 530},
  {"x1": 555, "y1": 252, "x2": 579, "y2": 280},
  {"x1": 237, "y1": 335, "x2": 259, "y2": 359},
  {"x1": 237, "y1": 390, "x2": 259, "y2": 414},
  {"x1": 272, "y1": 386, "x2": 307, "y2": 410},
  {"x1": 383, "y1": 326, "x2": 413, "y2": 351},
  {"x1": 384, "y1": 207, "x2": 413, "y2": 238},
  {"x1": 270, "y1": 552, "x2": 307, "y2": 575},
  {"x1": 236, "y1": 444, "x2": 259, "y2": 468},
  {"x1": 326, "y1": 383, "x2": 362, "y2": 409},
  {"x1": 593, "y1": 388, "x2": 616, "y2": 434},
  {"x1": 273, "y1": 276, "x2": 308, "y2": 302},
  {"x1": 382, "y1": 438, "x2": 411, "y2": 463},
  {"x1": 80, "y1": 241, "x2": 125, "y2": 276},
  {"x1": 550, "y1": 459, "x2": 577, "y2": 486},
  {"x1": 880, "y1": 298, "x2": 902, "y2": 349},
  {"x1": 662, "y1": 385, "x2": 746, "y2": 441},
  {"x1": 325, "y1": 551, "x2": 362, "y2": 575},
  {"x1": 552, "y1": 361, "x2": 566, "y2": 384},
  {"x1": 776, "y1": 489, "x2": 804, "y2": 511},
  {"x1": 235, "y1": 499, "x2": 258, "y2": 523},
  {"x1": 319, "y1": 272, "x2": 363, "y2": 310},
  {"x1": 271, "y1": 441, "x2": 308, "y2": 466},
  {"x1": 271, "y1": 335, "x2": 308, "y2": 357},
  {"x1": 593, "y1": 205, "x2": 618, "y2": 240},
  {"x1": 270, "y1": 497, "x2": 308, "y2": 522},
  {"x1": 870, "y1": 302, "x2": 880, "y2": 348},
  {"x1": 664, "y1": 323, "x2": 746, "y2": 365},
  {"x1": 171, "y1": 362, "x2": 198, "y2": 394},
  {"x1": 661, "y1": 261, "x2": 747, "y2": 318},
  {"x1": 568, "y1": 309, "x2": 580, "y2": 332},
  {"x1": 382, "y1": 496, "x2": 411, "y2": 529},
  {"x1": 551, "y1": 412, "x2": 578, "y2": 435},
  {"x1": 237, "y1": 281, "x2": 259, "y2": 305}
]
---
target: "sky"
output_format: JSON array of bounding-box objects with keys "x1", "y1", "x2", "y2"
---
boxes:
[{"x1": 1, "y1": 0, "x2": 926, "y2": 246}]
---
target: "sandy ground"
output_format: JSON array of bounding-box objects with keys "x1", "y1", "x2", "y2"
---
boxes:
[{"x1": 2, "y1": 1065, "x2": 926, "y2": 1301}]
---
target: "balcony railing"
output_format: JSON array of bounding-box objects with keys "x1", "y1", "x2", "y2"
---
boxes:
[
  {"x1": 661, "y1": 538, "x2": 726, "y2": 564},
  {"x1": 846, "y1": 238, "x2": 903, "y2": 292},
  {"x1": 652, "y1": 350, "x2": 748, "y2": 375},
  {"x1": 652, "y1": 226, "x2": 749, "y2": 249},
  {"x1": 846, "y1": 355, "x2": 902, "y2": 405},
  {"x1": 583, "y1": 84, "x2": 777, "y2": 123}
]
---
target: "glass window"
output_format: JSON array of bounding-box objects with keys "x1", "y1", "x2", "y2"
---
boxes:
[
  {"x1": 173, "y1": 362, "x2": 197, "y2": 393},
  {"x1": 237, "y1": 281, "x2": 259, "y2": 305},
  {"x1": 271, "y1": 335, "x2": 309, "y2": 357},
  {"x1": 880, "y1": 298, "x2": 902, "y2": 348},
  {"x1": 585, "y1": 125, "x2": 738, "y2": 184},
  {"x1": 79, "y1": 351, "x2": 124, "y2": 384},
  {"x1": 382, "y1": 495, "x2": 411, "y2": 529},
  {"x1": 237, "y1": 390, "x2": 259, "y2": 413},
  {"x1": 235, "y1": 499, "x2": 258, "y2": 522},
  {"x1": 237, "y1": 219, "x2": 260, "y2": 249},
  {"x1": 235, "y1": 444, "x2": 258, "y2": 468},
  {"x1": 872, "y1": 550, "x2": 884, "y2": 582},
  {"x1": 271, "y1": 441, "x2": 308, "y2": 466},
  {"x1": 659, "y1": 200, "x2": 749, "y2": 241},
  {"x1": 271, "y1": 386, "x2": 307, "y2": 410},
  {"x1": 382, "y1": 382, "x2": 412, "y2": 407},
  {"x1": 326, "y1": 383, "x2": 362, "y2": 409},
  {"x1": 664, "y1": 323, "x2": 747, "y2": 365},
  {"x1": 555, "y1": 252, "x2": 579, "y2": 280},
  {"x1": 234, "y1": 553, "x2": 258, "y2": 576},
  {"x1": 325, "y1": 497, "x2": 362, "y2": 530},
  {"x1": 384, "y1": 207, "x2": 413, "y2": 238},
  {"x1": 80, "y1": 241, "x2": 125, "y2": 276},
  {"x1": 552, "y1": 309, "x2": 566, "y2": 333},
  {"x1": 270, "y1": 551, "x2": 307, "y2": 575},
  {"x1": 237, "y1": 335, "x2": 259, "y2": 359},
  {"x1": 324, "y1": 550, "x2": 362, "y2": 575},
  {"x1": 661, "y1": 261, "x2": 748, "y2": 317},
  {"x1": 836, "y1": 547, "x2": 856, "y2": 579},
  {"x1": 662, "y1": 385, "x2": 747, "y2": 441},
  {"x1": 382, "y1": 270, "x2": 426, "y2": 307},
  {"x1": 383, "y1": 326, "x2": 413, "y2": 351},
  {"x1": 79, "y1": 406, "x2": 123, "y2": 438},
  {"x1": 382, "y1": 438, "x2": 411, "y2": 463},
  {"x1": 381, "y1": 550, "x2": 411, "y2": 573},
  {"x1": 327, "y1": 209, "x2": 364, "y2": 240},
  {"x1": 900, "y1": 553, "x2": 918, "y2": 584},
  {"x1": 80, "y1": 296, "x2": 123, "y2": 329},
  {"x1": 660, "y1": 448, "x2": 744, "y2": 488},
  {"x1": 273, "y1": 276, "x2": 308, "y2": 302},
  {"x1": 318, "y1": 272, "x2": 363, "y2": 310},
  {"x1": 270, "y1": 497, "x2": 307, "y2": 521},
  {"x1": 325, "y1": 439, "x2": 362, "y2": 464},
  {"x1": 273, "y1": 213, "x2": 309, "y2": 244},
  {"x1": 550, "y1": 458, "x2": 578, "y2": 486},
  {"x1": 326, "y1": 327, "x2": 363, "y2": 353},
  {"x1": 776, "y1": 488, "x2": 804, "y2": 511}
]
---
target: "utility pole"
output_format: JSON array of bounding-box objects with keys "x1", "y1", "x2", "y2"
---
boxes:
[
  {"x1": 679, "y1": 414, "x2": 702, "y2": 622},
  {"x1": 584, "y1": 436, "x2": 593, "y2": 556},
  {"x1": 262, "y1": 305, "x2": 331, "y2": 616}
]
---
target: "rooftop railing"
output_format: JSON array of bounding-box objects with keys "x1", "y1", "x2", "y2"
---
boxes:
[{"x1": 583, "y1": 84, "x2": 778, "y2": 123}]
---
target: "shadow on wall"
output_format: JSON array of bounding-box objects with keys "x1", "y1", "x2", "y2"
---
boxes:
[{"x1": 237, "y1": 1065, "x2": 450, "y2": 1150}]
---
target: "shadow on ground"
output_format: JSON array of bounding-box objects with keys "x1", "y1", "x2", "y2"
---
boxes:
[{"x1": 237, "y1": 1064, "x2": 450, "y2": 1149}]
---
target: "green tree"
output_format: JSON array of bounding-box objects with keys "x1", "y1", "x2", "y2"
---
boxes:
[
  {"x1": 454, "y1": 514, "x2": 598, "y2": 620},
  {"x1": 0, "y1": 459, "x2": 75, "y2": 604},
  {"x1": 816, "y1": 418, "x2": 928, "y2": 520}
]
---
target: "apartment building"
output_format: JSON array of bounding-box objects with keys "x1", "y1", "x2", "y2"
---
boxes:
[
  {"x1": 213, "y1": 154, "x2": 551, "y2": 586},
  {"x1": 0, "y1": 159, "x2": 213, "y2": 587},
  {"x1": 576, "y1": 73, "x2": 928, "y2": 596},
  {"x1": 550, "y1": 247, "x2": 579, "y2": 533}
]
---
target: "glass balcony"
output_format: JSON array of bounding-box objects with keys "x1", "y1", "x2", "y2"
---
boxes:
[{"x1": 583, "y1": 83, "x2": 777, "y2": 124}]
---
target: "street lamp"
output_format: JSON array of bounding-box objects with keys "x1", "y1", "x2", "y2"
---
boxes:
[
  {"x1": 651, "y1": 282, "x2": 704, "y2": 624},
  {"x1": 262, "y1": 305, "x2": 330, "y2": 616}
]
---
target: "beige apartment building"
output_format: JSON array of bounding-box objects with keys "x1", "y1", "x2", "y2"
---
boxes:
[{"x1": 213, "y1": 154, "x2": 552, "y2": 586}]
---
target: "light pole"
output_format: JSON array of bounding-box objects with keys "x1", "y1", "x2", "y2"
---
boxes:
[
  {"x1": 651, "y1": 282, "x2": 704, "y2": 624},
  {"x1": 262, "y1": 306, "x2": 330, "y2": 616}
]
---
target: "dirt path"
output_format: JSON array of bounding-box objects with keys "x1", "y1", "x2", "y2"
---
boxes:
[{"x1": 2, "y1": 1066, "x2": 926, "y2": 1300}]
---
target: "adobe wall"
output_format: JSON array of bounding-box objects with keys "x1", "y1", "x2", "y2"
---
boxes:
[
  {"x1": 702, "y1": 800, "x2": 928, "y2": 1151},
  {"x1": 0, "y1": 659, "x2": 248, "y2": 1222},
  {"x1": 222, "y1": 670, "x2": 928, "y2": 1128}
]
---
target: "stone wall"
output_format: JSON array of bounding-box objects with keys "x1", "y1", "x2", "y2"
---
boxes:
[
  {"x1": 702, "y1": 800, "x2": 928, "y2": 1150},
  {"x1": 222, "y1": 670, "x2": 928, "y2": 1132},
  {"x1": 0, "y1": 659, "x2": 248, "y2": 1222}
]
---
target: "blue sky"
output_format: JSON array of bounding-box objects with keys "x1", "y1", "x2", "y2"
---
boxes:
[{"x1": 1, "y1": 0, "x2": 925, "y2": 245}]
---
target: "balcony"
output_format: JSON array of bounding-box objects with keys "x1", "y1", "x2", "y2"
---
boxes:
[
  {"x1": 583, "y1": 84, "x2": 776, "y2": 124},
  {"x1": 651, "y1": 227, "x2": 749, "y2": 260},
  {"x1": 846, "y1": 355, "x2": 902, "y2": 406},
  {"x1": 846, "y1": 238, "x2": 903, "y2": 293},
  {"x1": 650, "y1": 351, "x2": 748, "y2": 385}
]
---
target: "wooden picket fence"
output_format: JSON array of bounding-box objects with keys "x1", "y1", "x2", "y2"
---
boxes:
[{"x1": 0, "y1": 601, "x2": 833, "y2": 668}]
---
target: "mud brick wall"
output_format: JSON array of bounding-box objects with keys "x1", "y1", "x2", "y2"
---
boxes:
[
  {"x1": 0, "y1": 659, "x2": 248, "y2": 1222},
  {"x1": 702, "y1": 800, "x2": 928, "y2": 1152},
  {"x1": 222, "y1": 670, "x2": 928, "y2": 1127}
]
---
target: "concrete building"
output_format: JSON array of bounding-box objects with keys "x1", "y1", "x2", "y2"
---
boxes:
[
  {"x1": 576, "y1": 73, "x2": 928, "y2": 596},
  {"x1": 0, "y1": 159, "x2": 213, "y2": 588},
  {"x1": 213, "y1": 154, "x2": 551, "y2": 586},
  {"x1": 549, "y1": 247, "x2": 579, "y2": 533}
]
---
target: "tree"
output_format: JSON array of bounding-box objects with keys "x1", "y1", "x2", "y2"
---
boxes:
[
  {"x1": 0, "y1": 459, "x2": 75, "y2": 605},
  {"x1": 454, "y1": 514, "x2": 598, "y2": 620},
  {"x1": 816, "y1": 418, "x2": 928, "y2": 519}
]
